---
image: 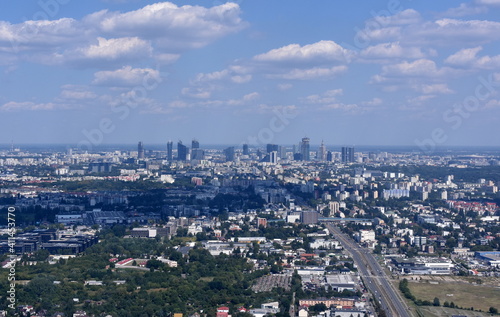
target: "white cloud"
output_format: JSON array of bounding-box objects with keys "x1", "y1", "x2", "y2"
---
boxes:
[
  {"x1": 94, "y1": 2, "x2": 246, "y2": 51},
  {"x1": 0, "y1": 101, "x2": 61, "y2": 111},
  {"x1": 0, "y1": 2, "x2": 246, "y2": 68},
  {"x1": 360, "y1": 42, "x2": 425, "y2": 60},
  {"x1": 357, "y1": 14, "x2": 500, "y2": 46},
  {"x1": 475, "y1": 0, "x2": 500, "y2": 5},
  {"x1": 442, "y1": 3, "x2": 488, "y2": 17},
  {"x1": 0, "y1": 18, "x2": 81, "y2": 52},
  {"x1": 193, "y1": 69, "x2": 230, "y2": 83},
  {"x1": 362, "y1": 97, "x2": 383, "y2": 107},
  {"x1": 227, "y1": 92, "x2": 260, "y2": 106},
  {"x1": 254, "y1": 40, "x2": 353, "y2": 64},
  {"x1": 379, "y1": 59, "x2": 455, "y2": 78},
  {"x1": 271, "y1": 65, "x2": 347, "y2": 80},
  {"x1": 371, "y1": 9, "x2": 422, "y2": 26},
  {"x1": 59, "y1": 89, "x2": 97, "y2": 100},
  {"x1": 92, "y1": 66, "x2": 161, "y2": 86},
  {"x1": 60, "y1": 37, "x2": 152, "y2": 67},
  {"x1": 414, "y1": 19, "x2": 500, "y2": 45},
  {"x1": 278, "y1": 83, "x2": 292, "y2": 91},
  {"x1": 181, "y1": 86, "x2": 213, "y2": 99},
  {"x1": 231, "y1": 75, "x2": 252, "y2": 84},
  {"x1": 415, "y1": 84, "x2": 454, "y2": 95},
  {"x1": 303, "y1": 89, "x2": 343, "y2": 104},
  {"x1": 445, "y1": 46, "x2": 500, "y2": 69},
  {"x1": 445, "y1": 46, "x2": 483, "y2": 65}
]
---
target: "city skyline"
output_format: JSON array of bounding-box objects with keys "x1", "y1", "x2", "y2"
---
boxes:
[{"x1": 1, "y1": 1, "x2": 500, "y2": 147}]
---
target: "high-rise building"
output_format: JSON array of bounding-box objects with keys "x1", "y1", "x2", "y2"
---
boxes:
[
  {"x1": 242, "y1": 144, "x2": 249, "y2": 155},
  {"x1": 300, "y1": 137, "x2": 310, "y2": 161},
  {"x1": 279, "y1": 146, "x2": 287, "y2": 159},
  {"x1": 326, "y1": 151, "x2": 333, "y2": 162},
  {"x1": 191, "y1": 148, "x2": 204, "y2": 160},
  {"x1": 167, "y1": 141, "x2": 173, "y2": 161},
  {"x1": 341, "y1": 147, "x2": 355, "y2": 163},
  {"x1": 138, "y1": 142, "x2": 145, "y2": 159},
  {"x1": 266, "y1": 144, "x2": 279, "y2": 153},
  {"x1": 224, "y1": 146, "x2": 235, "y2": 162},
  {"x1": 270, "y1": 151, "x2": 278, "y2": 164},
  {"x1": 177, "y1": 141, "x2": 188, "y2": 161},
  {"x1": 192, "y1": 139, "x2": 200, "y2": 149},
  {"x1": 317, "y1": 140, "x2": 327, "y2": 161}
]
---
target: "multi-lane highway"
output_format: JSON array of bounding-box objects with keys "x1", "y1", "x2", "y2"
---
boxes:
[{"x1": 325, "y1": 224, "x2": 413, "y2": 317}]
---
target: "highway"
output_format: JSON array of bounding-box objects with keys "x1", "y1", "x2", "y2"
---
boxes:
[{"x1": 325, "y1": 224, "x2": 413, "y2": 317}]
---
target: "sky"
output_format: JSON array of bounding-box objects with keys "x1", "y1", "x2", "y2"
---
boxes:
[{"x1": 1, "y1": 0, "x2": 500, "y2": 149}]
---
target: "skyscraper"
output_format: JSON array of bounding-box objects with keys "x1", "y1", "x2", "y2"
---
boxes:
[
  {"x1": 191, "y1": 148, "x2": 205, "y2": 160},
  {"x1": 192, "y1": 139, "x2": 200, "y2": 149},
  {"x1": 326, "y1": 151, "x2": 333, "y2": 162},
  {"x1": 224, "y1": 146, "x2": 235, "y2": 162},
  {"x1": 138, "y1": 141, "x2": 145, "y2": 159},
  {"x1": 266, "y1": 144, "x2": 279, "y2": 153},
  {"x1": 177, "y1": 141, "x2": 188, "y2": 161},
  {"x1": 242, "y1": 144, "x2": 249, "y2": 155},
  {"x1": 341, "y1": 147, "x2": 355, "y2": 163},
  {"x1": 167, "y1": 141, "x2": 173, "y2": 161},
  {"x1": 317, "y1": 140, "x2": 327, "y2": 161},
  {"x1": 270, "y1": 151, "x2": 278, "y2": 164},
  {"x1": 300, "y1": 137, "x2": 310, "y2": 161}
]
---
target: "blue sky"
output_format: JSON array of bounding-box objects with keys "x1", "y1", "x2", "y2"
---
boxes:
[{"x1": 1, "y1": 0, "x2": 500, "y2": 149}]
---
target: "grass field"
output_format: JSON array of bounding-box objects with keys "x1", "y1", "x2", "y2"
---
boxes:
[
  {"x1": 404, "y1": 276, "x2": 500, "y2": 314},
  {"x1": 416, "y1": 305, "x2": 495, "y2": 317}
]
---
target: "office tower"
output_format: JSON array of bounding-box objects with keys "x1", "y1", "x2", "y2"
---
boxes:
[
  {"x1": 326, "y1": 151, "x2": 333, "y2": 162},
  {"x1": 270, "y1": 151, "x2": 278, "y2": 164},
  {"x1": 242, "y1": 144, "x2": 249, "y2": 155},
  {"x1": 167, "y1": 141, "x2": 173, "y2": 161},
  {"x1": 138, "y1": 141, "x2": 145, "y2": 159},
  {"x1": 224, "y1": 146, "x2": 235, "y2": 162},
  {"x1": 317, "y1": 140, "x2": 327, "y2": 161},
  {"x1": 293, "y1": 153, "x2": 302, "y2": 161},
  {"x1": 300, "y1": 137, "x2": 310, "y2": 161},
  {"x1": 279, "y1": 146, "x2": 287, "y2": 159},
  {"x1": 192, "y1": 139, "x2": 200, "y2": 149},
  {"x1": 266, "y1": 144, "x2": 279, "y2": 153},
  {"x1": 341, "y1": 147, "x2": 355, "y2": 163},
  {"x1": 191, "y1": 148, "x2": 204, "y2": 160},
  {"x1": 177, "y1": 141, "x2": 188, "y2": 161}
]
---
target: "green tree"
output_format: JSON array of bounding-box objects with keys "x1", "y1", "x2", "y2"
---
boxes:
[{"x1": 433, "y1": 297, "x2": 440, "y2": 306}]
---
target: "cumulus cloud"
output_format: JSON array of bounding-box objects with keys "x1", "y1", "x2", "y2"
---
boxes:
[
  {"x1": 445, "y1": 46, "x2": 500, "y2": 69},
  {"x1": 303, "y1": 89, "x2": 343, "y2": 104},
  {"x1": 0, "y1": 18, "x2": 82, "y2": 53},
  {"x1": 356, "y1": 13, "x2": 500, "y2": 47},
  {"x1": 270, "y1": 65, "x2": 347, "y2": 80},
  {"x1": 93, "y1": 2, "x2": 246, "y2": 51},
  {"x1": 0, "y1": 2, "x2": 246, "y2": 68},
  {"x1": 360, "y1": 42, "x2": 425, "y2": 60},
  {"x1": 92, "y1": 65, "x2": 161, "y2": 86},
  {"x1": 254, "y1": 40, "x2": 353, "y2": 64},
  {"x1": 378, "y1": 59, "x2": 456, "y2": 78},
  {"x1": 414, "y1": 84, "x2": 454, "y2": 95}
]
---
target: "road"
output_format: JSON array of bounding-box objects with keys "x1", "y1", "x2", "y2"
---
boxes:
[{"x1": 325, "y1": 224, "x2": 413, "y2": 317}]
